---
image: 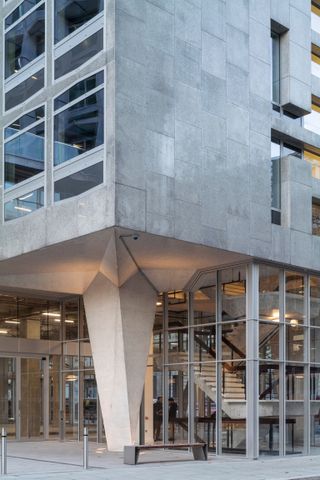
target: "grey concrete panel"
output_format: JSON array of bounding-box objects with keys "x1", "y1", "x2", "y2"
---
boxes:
[
  {"x1": 146, "y1": 172, "x2": 174, "y2": 217},
  {"x1": 115, "y1": 184, "x2": 146, "y2": 230},
  {"x1": 145, "y1": 45, "x2": 174, "y2": 97},
  {"x1": 289, "y1": 6, "x2": 311, "y2": 50},
  {"x1": 116, "y1": 10, "x2": 146, "y2": 65},
  {"x1": 227, "y1": 103, "x2": 249, "y2": 146},
  {"x1": 147, "y1": 0, "x2": 174, "y2": 14},
  {"x1": 202, "y1": 112, "x2": 227, "y2": 153},
  {"x1": 250, "y1": 238, "x2": 272, "y2": 259},
  {"x1": 117, "y1": 56, "x2": 146, "y2": 106},
  {"x1": 146, "y1": 1, "x2": 174, "y2": 55},
  {"x1": 146, "y1": 212, "x2": 174, "y2": 236},
  {"x1": 116, "y1": 95, "x2": 146, "y2": 189},
  {"x1": 226, "y1": 0, "x2": 249, "y2": 33},
  {"x1": 175, "y1": 38, "x2": 201, "y2": 89},
  {"x1": 250, "y1": 202, "x2": 272, "y2": 242},
  {"x1": 176, "y1": 82, "x2": 201, "y2": 127},
  {"x1": 227, "y1": 214, "x2": 250, "y2": 254},
  {"x1": 227, "y1": 26, "x2": 249, "y2": 72},
  {"x1": 175, "y1": 0, "x2": 201, "y2": 48},
  {"x1": 202, "y1": 32, "x2": 226, "y2": 79},
  {"x1": 145, "y1": 129, "x2": 174, "y2": 177},
  {"x1": 201, "y1": 71, "x2": 227, "y2": 118},
  {"x1": 271, "y1": 225, "x2": 291, "y2": 264},
  {"x1": 290, "y1": 230, "x2": 312, "y2": 268},
  {"x1": 146, "y1": 88, "x2": 175, "y2": 136},
  {"x1": 249, "y1": 19, "x2": 270, "y2": 64},
  {"x1": 226, "y1": 64, "x2": 249, "y2": 109},
  {"x1": 271, "y1": 0, "x2": 290, "y2": 29},
  {"x1": 249, "y1": 56, "x2": 270, "y2": 101},
  {"x1": 174, "y1": 200, "x2": 203, "y2": 243},
  {"x1": 116, "y1": 0, "x2": 146, "y2": 21},
  {"x1": 202, "y1": 0, "x2": 226, "y2": 40},
  {"x1": 289, "y1": 183, "x2": 312, "y2": 234},
  {"x1": 175, "y1": 159, "x2": 201, "y2": 205},
  {"x1": 249, "y1": 95, "x2": 272, "y2": 138},
  {"x1": 175, "y1": 120, "x2": 202, "y2": 165},
  {"x1": 249, "y1": 0, "x2": 270, "y2": 27},
  {"x1": 290, "y1": 0, "x2": 311, "y2": 14}
]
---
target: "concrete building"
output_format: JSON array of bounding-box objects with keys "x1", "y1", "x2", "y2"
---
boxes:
[{"x1": 0, "y1": 0, "x2": 320, "y2": 460}]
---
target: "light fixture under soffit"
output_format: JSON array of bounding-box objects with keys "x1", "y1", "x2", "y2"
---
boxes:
[
  {"x1": 0, "y1": 329, "x2": 8, "y2": 335},
  {"x1": 42, "y1": 312, "x2": 60, "y2": 318},
  {"x1": 65, "y1": 374, "x2": 78, "y2": 382}
]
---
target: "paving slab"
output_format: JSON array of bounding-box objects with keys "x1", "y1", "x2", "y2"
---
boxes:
[{"x1": 3, "y1": 441, "x2": 320, "y2": 480}]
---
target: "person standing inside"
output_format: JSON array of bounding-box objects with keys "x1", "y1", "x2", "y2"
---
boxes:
[
  {"x1": 168, "y1": 397, "x2": 178, "y2": 442},
  {"x1": 153, "y1": 396, "x2": 163, "y2": 442}
]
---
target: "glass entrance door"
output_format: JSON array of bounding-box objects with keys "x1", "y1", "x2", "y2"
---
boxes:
[
  {"x1": 0, "y1": 357, "x2": 16, "y2": 438},
  {"x1": 19, "y1": 357, "x2": 45, "y2": 439}
]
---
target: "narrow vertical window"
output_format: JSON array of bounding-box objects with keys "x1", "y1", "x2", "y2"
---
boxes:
[
  {"x1": 271, "y1": 32, "x2": 280, "y2": 105},
  {"x1": 271, "y1": 139, "x2": 281, "y2": 225}
]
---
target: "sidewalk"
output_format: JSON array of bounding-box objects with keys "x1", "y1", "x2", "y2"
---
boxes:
[{"x1": 2, "y1": 441, "x2": 320, "y2": 480}]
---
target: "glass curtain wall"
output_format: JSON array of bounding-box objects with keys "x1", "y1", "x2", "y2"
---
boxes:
[{"x1": 145, "y1": 264, "x2": 320, "y2": 458}]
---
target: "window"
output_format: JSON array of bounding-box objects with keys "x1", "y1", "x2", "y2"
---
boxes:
[
  {"x1": 305, "y1": 148, "x2": 320, "y2": 180},
  {"x1": 4, "y1": 188, "x2": 44, "y2": 221},
  {"x1": 5, "y1": 69, "x2": 44, "y2": 111},
  {"x1": 4, "y1": 113, "x2": 45, "y2": 189},
  {"x1": 313, "y1": 199, "x2": 320, "y2": 236},
  {"x1": 5, "y1": 0, "x2": 42, "y2": 28},
  {"x1": 5, "y1": 4, "x2": 45, "y2": 79},
  {"x1": 54, "y1": 73, "x2": 104, "y2": 166},
  {"x1": 54, "y1": 162, "x2": 103, "y2": 201},
  {"x1": 54, "y1": 30, "x2": 103, "y2": 79},
  {"x1": 312, "y1": 44, "x2": 320, "y2": 78},
  {"x1": 304, "y1": 97, "x2": 320, "y2": 135},
  {"x1": 54, "y1": 0, "x2": 104, "y2": 43},
  {"x1": 271, "y1": 139, "x2": 281, "y2": 224},
  {"x1": 54, "y1": 72, "x2": 103, "y2": 110},
  {"x1": 271, "y1": 32, "x2": 280, "y2": 104},
  {"x1": 312, "y1": 2, "x2": 320, "y2": 34},
  {"x1": 5, "y1": 107, "x2": 44, "y2": 139}
]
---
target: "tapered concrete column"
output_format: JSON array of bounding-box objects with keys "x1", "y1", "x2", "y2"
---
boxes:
[{"x1": 83, "y1": 271, "x2": 157, "y2": 451}]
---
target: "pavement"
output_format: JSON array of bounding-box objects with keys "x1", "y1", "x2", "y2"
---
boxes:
[{"x1": 2, "y1": 441, "x2": 320, "y2": 479}]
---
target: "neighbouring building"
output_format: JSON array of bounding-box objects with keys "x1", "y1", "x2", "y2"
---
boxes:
[{"x1": 1, "y1": 0, "x2": 320, "y2": 460}]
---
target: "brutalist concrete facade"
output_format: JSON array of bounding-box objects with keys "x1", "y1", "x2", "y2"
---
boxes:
[{"x1": 0, "y1": 0, "x2": 319, "y2": 457}]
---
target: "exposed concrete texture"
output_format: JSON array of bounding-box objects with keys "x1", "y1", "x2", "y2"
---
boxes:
[{"x1": 83, "y1": 270, "x2": 156, "y2": 451}]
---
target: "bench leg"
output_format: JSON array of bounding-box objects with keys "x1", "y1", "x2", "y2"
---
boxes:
[
  {"x1": 192, "y1": 445, "x2": 208, "y2": 461},
  {"x1": 124, "y1": 446, "x2": 139, "y2": 465}
]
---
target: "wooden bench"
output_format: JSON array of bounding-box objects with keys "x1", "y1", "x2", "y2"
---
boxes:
[{"x1": 124, "y1": 442, "x2": 208, "y2": 465}]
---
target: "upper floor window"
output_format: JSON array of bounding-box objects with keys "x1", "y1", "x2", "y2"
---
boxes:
[
  {"x1": 5, "y1": 0, "x2": 42, "y2": 28},
  {"x1": 5, "y1": 69, "x2": 44, "y2": 111},
  {"x1": 5, "y1": 3, "x2": 45, "y2": 79},
  {"x1": 312, "y1": 199, "x2": 320, "y2": 236},
  {"x1": 54, "y1": 0, "x2": 104, "y2": 44},
  {"x1": 304, "y1": 97, "x2": 320, "y2": 135},
  {"x1": 54, "y1": 71, "x2": 104, "y2": 166},
  {"x1": 271, "y1": 139, "x2": 281, "y2": 224},
  {"x1": 305, "y1": 148, "x2": 320, "y2": 180},
  {"x1": 312, "y1": 44, "x2": 320, "y2": 78},
  {"x1": 271, "y1": 32, "x2": 280, "y2": 105},
  {"x1": 312, "y1": 1, "x2": 320, "y2": 34},
  {"x1": 4, "y1": 106, "x2": 45, "y2": 189}
]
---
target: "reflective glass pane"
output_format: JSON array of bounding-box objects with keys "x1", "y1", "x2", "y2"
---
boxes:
[
  {"x1": 259, "y1": 363, "x2": 279, "y2": 400},
  {"x1": 5, "y1": 123, "x2": 44, "y2": 188},
  {"x1": 220, "y1": 268, "x2": 246, "y2": 322},
  {"x1": 271, "y1": 32, "x2": 280, "y2": 103},
  {"x1": 221, "y1": 361, "x2": 246, "y2": 454},
  {"x1": 54, "y1": 0, "x2": 104, "y2": 43},
  {"x1": 313, "y1": 202, "x2": 320, "y2": 236},
  {"x1": 305, "y1": 103, "x2": 320, "y2": 135},
  {"x1": 305, "y1": 149, "x2": 320, "y2": 180},
  {"x1": 286, "y1": 325, "x2": 304, "y2": 362},
  {"x1": 54, "y1": 72, "x2": 104, "y2": 110},
  {"x1": 5, "y1": 0, "x2": 42, "y2": 28},
  {"x1": 5, "y1": 69, "x2": 44, "y2": 111},
  {"x1": 222, "y1": 321, "x2": 246, "y2": 361},
  {"x1": 259, "y1": 401, "x2": 280, "y2": 456},
  {"x1": 54, "y1": 162, "x2": 103, "y2": 201},
  {"x1": 64, "y1": 372, "x2": 78, "y2": 439},
  {"x1": 283, "y1": 143, "x2": 302, "y2": 159},
  {"x1": 271, "y1": 140, "x2": 281, "y2": 210},
  {"x1": 5, "y1": 107, "x2": 44, "y2": 139},
  {"x1": 168, "y1": 329, "x2": 188, "y2": 364},
  {"x1": 285, "y1": 272, "x2": 305, "y2": 325},
  {"x1": 194, "y1": 365, "x2": 216, "y2": 453},
  {"x1": 49, "y1": 355, "x2": 60, "y2": 438},
  {"x1": 4, "y1": 188, "x2": 44, "y2": 221},
  {"x1": 54, "y1": 90, "x2": 104, "y2": 165},
  {"x1": 0, "y1": 358, "x2": 16, "y2": 438},
  {"x1": 168, "y1": 291, "x2": 188, "y2": 328},
  {"x1": 259, "y1": 322, "x2": 279, "y2": 360},
  {"x1": 259, "y1": 265, "x2": 280, "y2": 321},
  {"x1": 311, "y1": 276, "x2": 320, "y2": 326},
  {"x1": 311, "y1": 401, "x2": 320, "y2": 454},
  {"x1": 65, "y1": 299, "x2": 79, "y2": 340},
  {"x1": 311, "y1": 366, "x2": 320, "y2": 401},
  {"x1": 5, "y1": 5, "x2": 45, "y2": 78},
  {"x1": 286, "y1": 400, "x2": 304, "y2": 454},
  {"x1": 83, "y1": 370, "x2": 97, "y2": 438},
  {"x1": 193, "y1": 325, "x2": 216, "y2": 363},
  {"x1": 311, "y1": 328, "x2": 320, "y2": 363},
  {"x1": 193, "y1": 286, "x2": 216, "y2": 326},
  {"x1": 55, "y1": 30, "x2": 103, "y2": 79},
  {"x1": 167, "y1": 366, "x2": 188, "y2": 444},
  {"x1": 286, "y1": 365, "x2": 304, "y2": 401}
]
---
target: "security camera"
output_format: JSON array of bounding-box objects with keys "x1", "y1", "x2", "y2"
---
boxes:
[{"x1": 132, "y1": 234, "x2": 139, "y2": 240}]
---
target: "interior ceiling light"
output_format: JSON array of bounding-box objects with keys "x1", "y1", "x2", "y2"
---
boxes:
[
  {"x1": 42, "y1": 312, "x2": 60, "y2": 317},
  {"x1": 5, "y1": 320, "x2": 20, "y2": 324},
  {"x1": 14, "y1": 206, "x2": 32, "y2": 212}
]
